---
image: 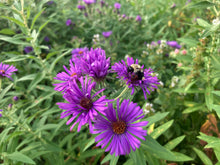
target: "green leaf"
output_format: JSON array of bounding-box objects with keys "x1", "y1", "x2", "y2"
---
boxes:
[
  {"x1": 83, "y1": 138, "x2": 95, "y2": 152},
  {"x1": 197, "y1": 18, "x2": 211, "y2": 28},
  {"x1": 164, "y1": 135, "x2": 185, "y2": 150},
  {"x1": 27, "y1": 71, "x2": 46, "y2": 92},
  {"x1": 187, "y1": 1, "x2": 216, "y2": 9},
  {"x1": 143, "y1": 112, "x2": 169, "y2": 127},
  {"x1": 205, "y1": 85, "x2": 213, "y2": 111},
  {"x1": 1, "y1": 16, "x2": 25, "y2": 27},
  {"x1": 78, "y1": 149, "x2": 104, "y2": 160},
  {"x1": 151, "y1": 120, "x2": 174, "y2": 139},
  {"x1": 31, "y1": 8, "x2": 45, "y2": 30},
  {"x1": 212, "y1": 104, "x2": 220, "y2": 119},
  {"x1": 16, "y1": 74, "x2": 37, "y2": 82},
  {"x1": 3, "y1": 55, "x2": 33, "y2": 62},
  {"x1": 177, "y1": 38, "x2": 199, "y2": 47},
  {"x1": 0, "y1": 28, "x2": 15, "y2": 35},
  {"x1": 38, "y1": 19, "x2": 50, "y2": 34},
  {"x1": 193, "y1": 147, "x2": 213, "y2": 165},
  {"x1": 0, "y1": 83, "x2": 13, "y2": 100},
  {"x1": 212, "y1": 91, "x2": 220, "y2": 97},
  {"x1": 110, "y1": 155, "x2": 119, "y2": 165},
  {"x1": 6, "y1": 152, "x2": 36, "y2": 165},
  {"x1": 201, "y1": 24, "x2": 220, "y2": 38},
  {"x1": 141, "y1": 135, "x2": 191, "y2": 161},
  {"x1": 0, "y1": 34, "x2": 30, "y2": 45},
  {"x1": 183, "y1": 103, "x2": 206, "y2": 114},
  {"x1": 129, "y1": 149, "x2": 146, "y2": 165}
]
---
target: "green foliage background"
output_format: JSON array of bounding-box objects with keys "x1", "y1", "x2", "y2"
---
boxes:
[{"x1": 0, "y1": 0, "x2": 220, "y2": 164}]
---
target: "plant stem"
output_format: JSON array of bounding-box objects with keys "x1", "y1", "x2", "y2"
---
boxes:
[{"x1": 114, "y1": 85, "x2": 129, "y2": 100}]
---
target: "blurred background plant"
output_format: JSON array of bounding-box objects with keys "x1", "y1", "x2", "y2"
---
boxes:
[{"x1": 0, "y1": 0, "x2": 220, "y2": 164}]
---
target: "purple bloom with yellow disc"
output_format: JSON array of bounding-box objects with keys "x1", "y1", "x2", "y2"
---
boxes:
[
  {"x1": 0, "y1": 109, "x2": 2, "y2": 117},
  {"x1": 111, "y1": 57, "x2": 159, "y2": 99},
  {"x1": 0, "y1": 63, "x2": 17, "y2": 80},
  {"x1": 135, "y1": 15, "x2": 142, "y2": 22},
  {"x1": 166, "y1": 41, "x2": 181, "y2": 49},
  {"x1": 80, "y1": 48, "x2": 110, "y2": 82},
  {"x1": 53, "y1": 59, "x2": 82, "y2": 93},
  {"x1": 83, "y1": 0, "x2": 96, "y2": 5},
  {"x1": 57, "y1": 76, "x2": 111, "y2": 132},
  {"x1": 102, "y1": 31, "x2": 112, "y2": 38},
  {"x1": 93, "y1": 99, "x2": 148, "y2": 156}
]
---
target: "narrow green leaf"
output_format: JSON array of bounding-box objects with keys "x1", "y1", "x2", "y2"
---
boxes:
[
  {"x1": 151, "y1": 120, "x2": 174, "y2": 139},
  {"x1": 193, "y1": 147, "x2": 213, "y2": 165},
  {"x1": 101, "y1": 153, "x2": 112, "y2": 164},
  {"x1": 3, "y1": 55, "x2": 33, "y2": 62},
  {"x1": 83, "y1": 138, "x2": 95, "y2": 152},
  {"x1": 16, "y1": 74, "x2": 37, "y2": 82},
  {"x1": 205, "y1": 85, "x2": 213, "y2": 111},
  {"x1": 188, "y1": 1, "x2": 216, "y2": 9},
  {"x1": 6, "y1": 152, "x2": 36, "y2": 165},
  {"x1": 197, "y1": 18, "x2": 211, "y2": 28},
  {"x1": 129, "y1": 149, "x2": 146, "y2": 165},
  {"x1": 110, "y1": 155, "x2": 119, "y2": 165},
  {"x1": 164, "y1": 135, "x2": 185, "y2": 150},
  {"x1": 0, "y1": 35, "x2": 30, "y2": 45},
  {"x1": 212, "y1": 91, "x2": 220, "y2": 97},
  {"x1": 0, "y1": 83, "x2": 13, "y2": 100},
  {"x1": 1, "y1": 16, "x2": 25, "y2": 27},
  {"x1": 78, "y1": 149, "x2": 104, "y2": 160},
  {"x1": 38, "y1": 19, "x2": 50, "y2": 34},
  {"x1": 0, "y1": 28, "x2": 15, "y2": 35},
  {"x1": 212, "y1": 104, "x2": 220, "y2": 119},
  {"x1": 27, "y1": 71, "x2": 46, "y2": 91},
  {"x1": 183, "y1": 103, "x2": 206, "y2": 114},
  {"x1": 178, "y1": 38, "x2": 199, "y2": 47},
  {"x1": 31, "y1": 8, "x2": 45, "y2": 30},
  {"x1": 143, "y1": 112, "x2": 169, "y2": 127}
]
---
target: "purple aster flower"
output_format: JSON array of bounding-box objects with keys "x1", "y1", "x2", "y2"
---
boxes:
[
  {"x1": 13, "y1": 96, "x2": 19, "y2": 101},
  {"x1": 83, "y1": 0, "x2": 96, "y2": 5},
  {"x1": 93, "y1": 99, "x2": 148, "y2": 156},
  {"x1": 44, "y1": 36, "x2": 50, "y2": 42},
  {"x1": 135, "y1": 15, "x2": 142, "y2": 22},
  {"x1": 111, "y1": 57, "x2": 159, "y2": 99},
  {"x1": 157, "y1": 40, "x2": 161, "y2": 44},
  {"x1": 122, "y1": 14, "x2": 126, "y2": 18},
  {"x1": 102, "y1": 31, "x2": 112, "y2": 38},
  {"x1": 171, "y1": 3, "x2": 176, "y2": 8},
  {"x1": 114, "y1": 2, "x2": 121, "y2": 9},
  {"x1": 24, "y1": 46, "x2": 33, "y2": 54},
  {"x1": 77, "y1": 5, "x2": 86, "y2": 10},
  {"x1": 166, "y1": 41, "x2": 181, "y2": 49},
  {"x1": 57, "y1": 76, "x2": 111, "y2": 132},
  {"x1": 66, "y1": 19, "x2": 72, "y2": 26},
  {"x1": 0, "y1": 63, "x2": 17, "y2": 80},
  {"x1": 71, "y1": 47, "x2": 88, "y2": 58},
  {"x1": 53, "y1": 59, "x2": 83, "y2": 93},
  {"x1": 80, "y1": 48, "x2": 111, "y2": 82},
  {"x1": 0, "y1": 109, "x2": 2, "y2": 117}
]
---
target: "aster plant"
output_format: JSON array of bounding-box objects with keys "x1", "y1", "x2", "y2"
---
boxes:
[
  {"x1": 111, "y1": 57, "x2": 159, "y2": 99},
  {"x1": 57, "y1": 76, "x2": 111, "y2": 132},
  {"x1": 93, "y1": 99, "x2": 148, "y2": 156},
  {"x1": 0, "y1": 109, "x2": 2, "y2": 117}
]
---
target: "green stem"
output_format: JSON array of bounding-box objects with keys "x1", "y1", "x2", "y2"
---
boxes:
[
  {"x1": 114, "y1": 86, "x2": 129, "y2": 100},
  {"x1": 0, "y1": 78, "x2": 2, "y2": 92}
]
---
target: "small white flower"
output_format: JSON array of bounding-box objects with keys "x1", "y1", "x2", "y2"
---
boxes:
[{"x1": 212, "y1": 18, "x2": 220, "y2": 25}]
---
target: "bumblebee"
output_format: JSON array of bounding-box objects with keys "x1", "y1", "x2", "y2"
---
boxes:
[{"x1": 127, "y1": 64, "x2": 144, "y2": 81}]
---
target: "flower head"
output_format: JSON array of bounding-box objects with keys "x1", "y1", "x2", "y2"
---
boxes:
[
  {"x1": 135, "y1": 15, "x2": 142, "y2": 22},
  {"x1": 57, "y1": 77, "x2": 111, "y2": 132},
  {"x1": 83, "y1": 0, "x2": 96, "y2": 5},
  {"x1": 44, "y1": 36, "x2": 50, "y2": 42},
  {"x1": 112, "y1": 57, "x2": 159, "y2": 99},
  {"x1": 166, "y1": 41, "x2": 181, "y2": 49},
  {"x1": 80, "y1": 48, "x2": 110, "y2": 82},
  {"x1": 0, "y1": 109, "x2": 2, "y2": 117},
  {"x1": 102, "y1": 31, "x2": 112, "y2": 38},
  {"x1": 0, "y1": 63, "x2": 17, "y2": 80},
  {"x1": 66, "y1": 19, "x2": 72, "y2": 26},
  {"x1": 71, "y1": 47, "x2": 88, "y2": 58},
  {"x1": 53, "y1": 59, "x2": 83, "y2": 93},
  {"x1": 13, "y1": 96, "x2": 19, "y2": 101},
  {"x1": 24, "y1": 46, "x2": 33, "y2": 54},
  {"x1": 77, "y1": 5, "x2": 86, "y2": 10},
  {"x1": 114, "y1": 2, "x2": 121, "y2": 9},
  {"x1": 93, "y1": 99, "x2": 148, "y2": 156}
]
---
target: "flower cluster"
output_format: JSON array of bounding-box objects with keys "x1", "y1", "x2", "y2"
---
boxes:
[{"x1": 54, "y1": 47, "x2": 159, "y2": 156}]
